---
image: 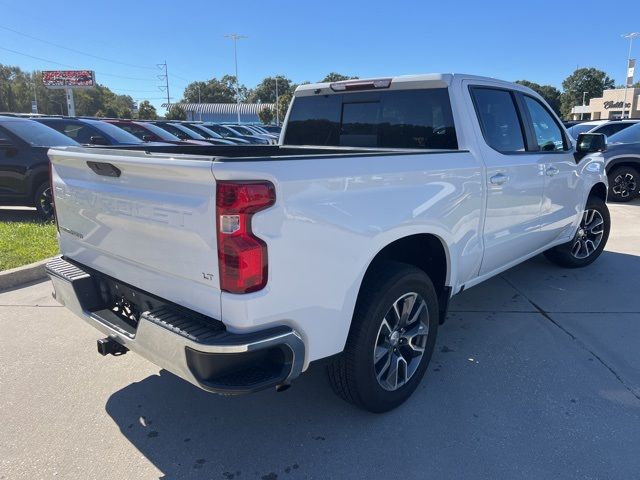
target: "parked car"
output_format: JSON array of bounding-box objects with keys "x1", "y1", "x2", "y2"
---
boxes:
[
  {"x1": 149, "y1": 122, "x2": 236, "y2": 146},
  {"x1": 103, "y1": 119, "x2": 209, "y2": 145},
  {"x1": 223, "y1": 124, "x2": 278, "y2": 144},
  {"x1": 46, "y1": 74, "x2": 609, "y2": 412},
  {"x1": 596, "y1": 122, "x2": 640, "y2": 202},
  {"x1": 566, "y1": 120, "x2": 607, "y2": 139},
  {"x1": 35, "y1": 117, "x2": 165, "y2": 146},
  {"x1": 181, "y1": 123, "x2": 250, "y2": 144},
  {"x1": 0, "y1": 116, "x2": 78, "y2": 218},
  {"x1": 261, "y1": 125, "x2": 282, "y2": 135},
  {"x1": 588, "y1": 119, "x2": 640, "y2": 138},
  {"x1": 202, "y1": 123, "x2": 270, "y2": 144}
]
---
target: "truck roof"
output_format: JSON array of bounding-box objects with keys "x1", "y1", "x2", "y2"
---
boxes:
[{"x1": 295, "y1": 73, "x2": 528, "y2": 96}]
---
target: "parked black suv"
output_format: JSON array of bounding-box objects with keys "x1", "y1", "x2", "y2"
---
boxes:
[{"x1": 0, "y1": 116, "x2": 78, "y2": 219}]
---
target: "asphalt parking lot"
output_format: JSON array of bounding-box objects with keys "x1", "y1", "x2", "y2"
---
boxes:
[{"x1": 1, "y1": 201, "x2": 639, "y2": 480}]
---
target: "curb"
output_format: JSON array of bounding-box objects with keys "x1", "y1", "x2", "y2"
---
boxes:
[{"x1": 0, "y1": 257, "x2": 53, "y2": 292}]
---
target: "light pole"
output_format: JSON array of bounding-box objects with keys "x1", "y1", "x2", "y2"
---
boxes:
[
  {"x1": 275, "y1": 76, "x2": 279, "y2": 126},
  {"x1": 225, "y1": 33, "x2": 247, "y2": 124},
  {"x1": 581, "y1": 91, "x2": 588, "y2": 120},
  {"x1": 621, "y1": 32, "x2": 640, "y2": 119}
]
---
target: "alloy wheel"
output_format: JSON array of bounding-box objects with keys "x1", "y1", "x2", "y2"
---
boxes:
[
  {"x1": 611, "y1": 172, "x2": 637, "y2": 199},
  {"x1": 38, "y1": 187, "x2": 54, "y2": 219},
  {"x1": 571, "y1": 209, "x2": 604, "y2": 259},
  {"x1": 373, "y1": 292, "x2": 430, "y2": 391}
]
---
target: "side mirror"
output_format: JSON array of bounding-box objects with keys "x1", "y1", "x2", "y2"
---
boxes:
[
  {"x1": 142, "y1": 135, "x2": 154, "y2": 142},
  {"x1": 89, "y1": 135, "x2": 109, "y2": 146},
  {"x1": 576, "y1": 133, "x2": 607, "y2": 154}
]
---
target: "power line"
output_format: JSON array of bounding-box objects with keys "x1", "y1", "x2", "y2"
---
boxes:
[
  {"x1": 0, "y1": 46, "x2": 155, "y2": 81},
  {"x1": 0, "y1": 24, "x2": 157, "y2": 70}
]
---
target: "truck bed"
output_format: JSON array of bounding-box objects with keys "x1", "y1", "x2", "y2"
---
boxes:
[{"x1": 102, "y1": 143, "x2": 456, "y2": 161}]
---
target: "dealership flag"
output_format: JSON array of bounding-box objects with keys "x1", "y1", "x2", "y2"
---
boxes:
[{"x1": 627, "y1": 59, "x2": 636, "y2": 87}]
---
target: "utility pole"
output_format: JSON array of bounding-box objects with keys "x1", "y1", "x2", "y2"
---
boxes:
[
  {"x1": 621, "y1": 32, "x2": 639, "y2": 119},
  {"x1": 581, "y1": 91, "x2": 587, "y2": 120},
  {"x1": 225, "y1": 33, "x2": 247, "y2": 123},
  {"x1": 275, "y1": 76, "x2": 279, "y2": 126},
  {"x1": 157, "y1": 61, "x2": 170, "y2": 111}
]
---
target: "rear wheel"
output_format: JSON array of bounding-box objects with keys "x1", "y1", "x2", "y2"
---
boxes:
[
  {"x1": 544, "y1": 196, "x2": 610, "y2": 268},
  {"x1": 327, "y1": 262, "x2": 439, "y2": 412},
  {"x1": 608, "y1": 166, "x2": 639, "y2": 202},
  {"x1": 34, "y1": 182, "x2": 54, "y2": 220}
]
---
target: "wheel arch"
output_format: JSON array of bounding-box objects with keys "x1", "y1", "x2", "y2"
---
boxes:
[
  {"x1": 27, "y1": 166, "x2": 50, "y2": 202},
  {"x1": 606, "y1": 157, "x2": 640, "y2": 175},
  {"x1": 588, "y1": 182, "x2": 607, "y2": 202},
  {"x1": 354, "y1": 233, "x2": 451, "y2": 326}
]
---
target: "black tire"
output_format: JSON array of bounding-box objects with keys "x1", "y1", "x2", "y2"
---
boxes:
[
  {"x1": 544, "y1": 196, "x2": 610, "y2": 268},
  {"x1": 327, "y1": 262, "x2": 439, "y2": 413},
  {"x1": 607, "y1": 166, "x2": 640, "y2": 202},
  {"x1": 33, "y1": 182, "x2": 54, "y2": 220}
]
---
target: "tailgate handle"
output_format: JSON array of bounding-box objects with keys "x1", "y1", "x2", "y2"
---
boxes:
[{"x1": 87, "y1": 161, "x2": 121, "y2": 178}]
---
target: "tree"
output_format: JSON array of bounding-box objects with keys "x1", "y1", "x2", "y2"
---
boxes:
[
  {"x1": 320, "y1": 72, "x2": 358, "y2": 83},
  {"x1": 560, "y1": 68, "x2": 615, "y2": 119},
  {"x1": 181, "y1": 75, "x2": 248, "y2": 103},
  {"x1": 137, "y1": 100, "x2": 157, "y2": 120},
  {"x1": 258, "y1": 106, "x2": 275, "y2": 125},
  {"x1": 165, "y1": 104, "x2": 187, "y2": 120},
  {"x1": 276, "y1": 92, "x2": 293, "y2": 123},
  {"x1": 248, "y1": 75, "x2": 293, "y2": 103},
  {"x1": 515, "y1": 80, "x2": 562, "y2": 116}
]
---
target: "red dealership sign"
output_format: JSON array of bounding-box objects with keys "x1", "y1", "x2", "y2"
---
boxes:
[{"x1": 42, "y1": 70, "x2": 95, "y2": 89}]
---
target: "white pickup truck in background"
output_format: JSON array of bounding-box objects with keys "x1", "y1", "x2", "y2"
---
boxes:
[{"x1": 46, "y1": 74, "x2": 610, "y2": 412}]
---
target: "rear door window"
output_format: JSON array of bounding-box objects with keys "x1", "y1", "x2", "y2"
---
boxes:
[
  {"x1": 284, "y1": 88, "x2": 458, "y2": 149},
  {"x1": 471, "y1": 88, "x2": 525, "y2": 153}
]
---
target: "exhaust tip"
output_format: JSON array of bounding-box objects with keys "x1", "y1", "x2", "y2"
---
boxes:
[{"x1": 275, "y1": 383, "x2": 291, "y2": 393}]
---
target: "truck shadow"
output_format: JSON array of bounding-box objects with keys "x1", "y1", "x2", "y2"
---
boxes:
[{"x1": 104, "y1": 250, "x2": 640, "y2": 479}]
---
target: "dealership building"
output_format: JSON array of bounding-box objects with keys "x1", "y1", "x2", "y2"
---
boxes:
[
  {"x1": 164, "y1": 102, "x2": 275, "y2": 123},
  {"x1": 571, "y1": 87, "x2": 640, "y2": 120}
]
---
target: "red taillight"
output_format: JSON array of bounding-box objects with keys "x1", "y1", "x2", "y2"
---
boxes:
[
  {"x1": 216, "y1": 181, "x2": 275, "y2": 294},
  {"x1": 48, "y1": 161, "x2": 60, "y2": 231}
]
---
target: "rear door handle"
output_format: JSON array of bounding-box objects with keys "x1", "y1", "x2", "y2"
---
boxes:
[
  {"x1": 489, "y1": 173, "x2": 509, "y2": 185},
  {"x1": 546, "y1": 166, "x2": 560, "y2": 176}
]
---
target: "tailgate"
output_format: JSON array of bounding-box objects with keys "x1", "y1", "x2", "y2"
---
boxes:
[{"x1": 48, "y1": 146, "x2": 221, "y2": 319}]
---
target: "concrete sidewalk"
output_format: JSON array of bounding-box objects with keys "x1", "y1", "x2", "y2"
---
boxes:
[{"x1": 1, "y1": 201, "x2": 639, "y2": 479}]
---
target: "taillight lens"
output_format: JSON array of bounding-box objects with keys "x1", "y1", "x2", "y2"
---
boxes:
[
  {"x1": 216, "y1": 181, "x2": 275, "y2": 294},
  {"x1": 48, "y1": 160, "x2": 60, "y2": 232}
]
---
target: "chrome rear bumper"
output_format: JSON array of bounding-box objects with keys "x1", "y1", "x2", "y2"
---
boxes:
[{"x1": 46, "y1": 257, "x2": 305, "y2": 394}]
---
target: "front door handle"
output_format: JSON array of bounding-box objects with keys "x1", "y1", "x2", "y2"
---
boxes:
[
  {"x1": 546, "y1": 166, "x2": 560, "y2": 176},
  {"x1": 490, "y1": 173, "x2": 509, "y2": 185}
]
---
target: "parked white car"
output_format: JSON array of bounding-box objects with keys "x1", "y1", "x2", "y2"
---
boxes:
[{"x1": 46, "y1": 73, "x2": 610, "y2": 412}]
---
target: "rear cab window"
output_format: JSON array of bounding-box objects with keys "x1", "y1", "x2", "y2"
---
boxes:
[{"x1": 284, "y1": 88, "x2": 458, "y2": 149}]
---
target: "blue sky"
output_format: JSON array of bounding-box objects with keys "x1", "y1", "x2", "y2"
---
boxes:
[{"x1": 1, "y1": 0, "x2": 638, "y2": 111}]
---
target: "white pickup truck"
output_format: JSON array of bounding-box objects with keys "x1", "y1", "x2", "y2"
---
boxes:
[{"x1": 47, "y1": 74, "x2": 611, "y2": 412}]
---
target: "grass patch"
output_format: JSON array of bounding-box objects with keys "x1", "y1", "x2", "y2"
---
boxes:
[{"x1": 0, "y1": 220, "x2": 59, "y2": 271}]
